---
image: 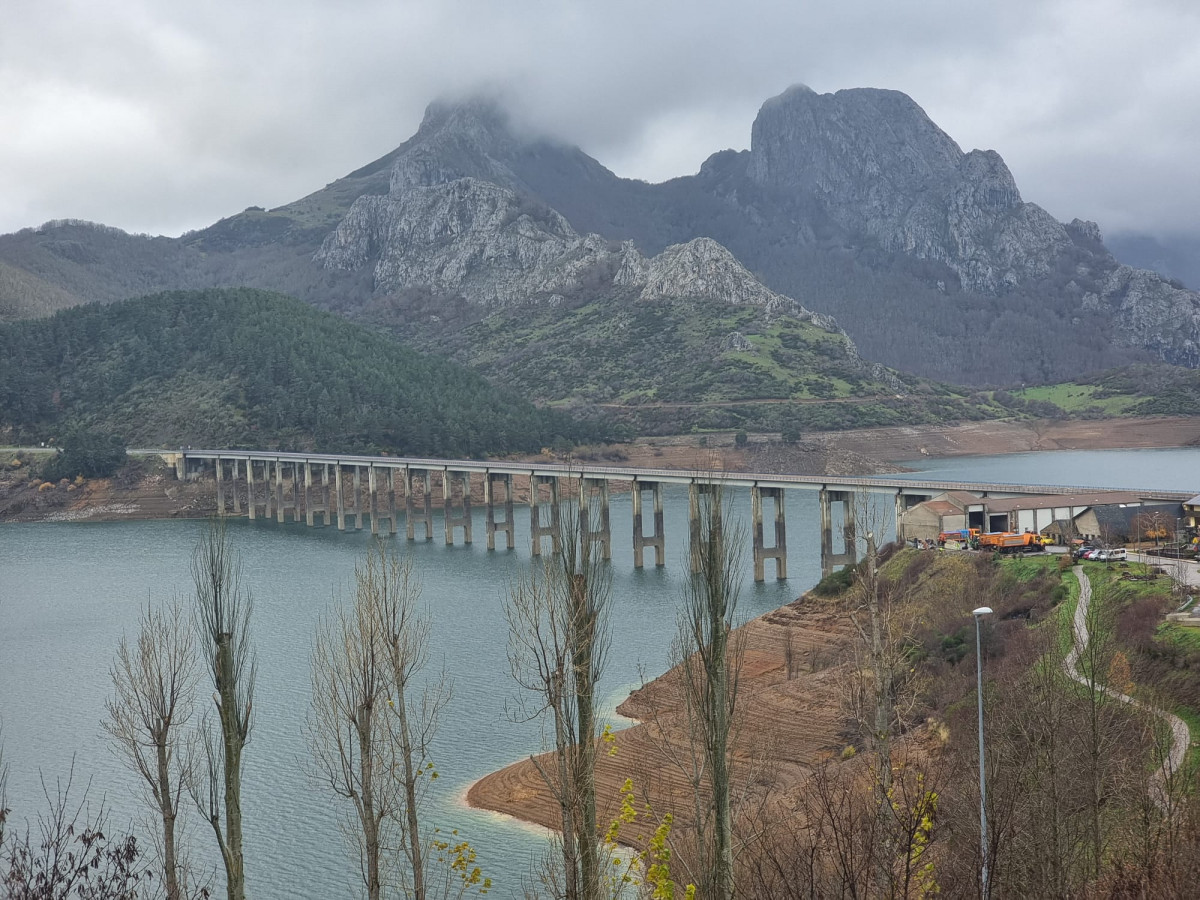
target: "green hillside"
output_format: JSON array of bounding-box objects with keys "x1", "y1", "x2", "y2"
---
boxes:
[
  {"x1": 365, "y1": 290, "x2": 1006, "y2": 435},
  {"x1": 0, "y1": 288, "x2": 605, "y2": 456},
  {"x1": 1010, "y1": 364, "x2": 1200, "y2": 419}
]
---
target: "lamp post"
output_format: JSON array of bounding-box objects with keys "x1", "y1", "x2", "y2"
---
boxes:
[{"x1": 973, "y1": 606, "x2": 993, "y2": 898}]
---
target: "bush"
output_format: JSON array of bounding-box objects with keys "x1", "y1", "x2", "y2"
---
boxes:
[
  {"x1": 812, "y1": 564, "x2": 857, "y2": 597},
  {"x1": 41, "y1": 429, "x2": 127, "y2": 481}
]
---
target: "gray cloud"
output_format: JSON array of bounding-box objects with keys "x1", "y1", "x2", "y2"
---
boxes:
[{"x1": 2, "y1": 0, "x2": 1197, "y2": 240}]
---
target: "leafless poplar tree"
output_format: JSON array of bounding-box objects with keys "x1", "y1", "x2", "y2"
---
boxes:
[
  {"x1": 372, "y1": 548, "x2": 449, "y2": 900},
  {"x1": 308, "y1": 544, "x2": 450, "y2": 900},
  {"x1": 103, "y1": 597, "x2": 199, "y2": 900},
  {"x1": 505, "y1": 498, "x2": 611, "y2": 900},
  {"x1": 190, "y1": 519, "x2": 256, "y2": 900},
  {"x1": 676, "y1": 483, "x2": 743, "y2": 900}
]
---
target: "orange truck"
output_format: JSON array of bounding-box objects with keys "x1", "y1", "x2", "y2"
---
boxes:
[{"x1": 977, "y1": 531, "x2": 1043, "y2": 553}]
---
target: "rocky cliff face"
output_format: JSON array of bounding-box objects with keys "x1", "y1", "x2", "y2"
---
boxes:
[
  {"x1": 315, "y1": 142, "x2": 897, "y2": 385},
  {"x1": 736, "y1": 86, "x2": 1200, "y2": 365},
  {"x1": 744, "y1": 86, "x2": 1080, "y2": 292}
]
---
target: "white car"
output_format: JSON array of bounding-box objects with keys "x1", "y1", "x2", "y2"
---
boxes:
[{"x1": 1094, "y1": 548, "x2": 1127, "y2": 562}]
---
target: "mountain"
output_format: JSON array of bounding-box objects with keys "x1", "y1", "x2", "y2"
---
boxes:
[
  {"x1": 0, "y1": 288, "x2": 603, "y2": 454},
  {"x1": 2, "y1": 86, "x2": 1197, "y2": 393}
]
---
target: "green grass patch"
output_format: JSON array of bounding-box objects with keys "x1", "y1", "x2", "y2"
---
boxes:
[
  {"x1": 1000, "y1": 553, "x2": 1063, "y2": 582},
  {"x1": 1014, "y1": 383, "x2": 1141, "y2": 415},
  {"x1": 1156, "y1": 621, "x2": 1200, "y2": 653}
]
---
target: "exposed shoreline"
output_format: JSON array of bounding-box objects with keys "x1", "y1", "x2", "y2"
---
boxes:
[{"x1": 3, "y1": 416, "x2": 1198, "y2": 527}]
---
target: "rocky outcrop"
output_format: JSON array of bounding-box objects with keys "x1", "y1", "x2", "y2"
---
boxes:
[
  {"x1": 317, "y1": 177, "x2": 630, "y2": 306},
  {"x1": 746, "y1": 86, "x2": 1075, "y2": 294}
]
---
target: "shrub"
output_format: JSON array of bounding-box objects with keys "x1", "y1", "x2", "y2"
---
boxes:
[{"x1": 41, "y1": 429, "x2": 127, "y2": 481}]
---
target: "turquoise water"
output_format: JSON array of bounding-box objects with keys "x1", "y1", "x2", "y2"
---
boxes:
[
  {"x1": 4, "y1": 447, "x2": 1195, "y2": 897},
  {"x1": 890, "y1": 447, "x2": 1200, "y2": 493},
  {"x1": 0, "y1": 488, "x2": 820, "y2": 898}
]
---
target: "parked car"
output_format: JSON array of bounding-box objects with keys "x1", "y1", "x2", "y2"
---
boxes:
[{"x1": 1094, "y1": 548, "x2": 1127, "y2": 562}]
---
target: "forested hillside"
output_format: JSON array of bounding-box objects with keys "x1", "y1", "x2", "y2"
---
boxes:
[{"x1": 0, "y1": 288, "x2": 605, "y2": 455}]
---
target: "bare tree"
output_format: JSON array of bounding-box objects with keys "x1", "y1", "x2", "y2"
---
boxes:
[
  {"x1": 103, "y1": 597, "x2": 199, "y2": 900},
  {"x1": 675, "y1": 483, "x2": 743, "y2": 900},
  {"x1": 372, "y1": 546, "x2": 450, "y2": 899},
  {"x1": 190, "y1": 519, "x2": 255, "y2": 900},
  {"x1": 309, "y1": 571, "x2": 391, "y2": 900},
  {"x1": 308, "y1": 544, "x2": 452, "y2": 900},
  {"x1": 505, "y1": 497, "x2": 611, "y2": 900}
]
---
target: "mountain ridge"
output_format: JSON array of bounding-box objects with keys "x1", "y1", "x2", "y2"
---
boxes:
[{"x1": 1, "y1": 86, "x2": 1197, "y2": 390}]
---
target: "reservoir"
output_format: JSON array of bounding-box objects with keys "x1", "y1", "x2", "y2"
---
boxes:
[
  {"x1": 0, "y1": 488, "x2": 819, "y2": 898},
  {"x1": 3, "y1": 446, "x2": 1196, "y2": 896}
]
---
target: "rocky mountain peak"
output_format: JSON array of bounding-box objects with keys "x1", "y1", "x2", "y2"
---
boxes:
[{"x1": 389, "y1": 96, "x2": 526, "y2": 193}]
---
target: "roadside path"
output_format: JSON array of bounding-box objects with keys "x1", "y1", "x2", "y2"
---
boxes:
[{"x1": 1066, "y1": 566, "x2": 1191, "y2": 807}]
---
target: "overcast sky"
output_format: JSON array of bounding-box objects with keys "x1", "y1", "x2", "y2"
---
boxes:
[{"x1": 2, "y1": 0, "x2": 1197, "y2": 241}]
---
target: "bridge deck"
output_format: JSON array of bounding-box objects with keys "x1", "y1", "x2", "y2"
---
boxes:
[{"x1": 170, "y1": 449, "x2": 1195, "y2": 501}]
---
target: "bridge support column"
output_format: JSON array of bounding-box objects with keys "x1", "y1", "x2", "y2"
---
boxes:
[
  {"x1": 368, "y1": 466, "x2": 379, "y2": 536},
  {"x1": 530, "y1": 475, "x2": 561, "y2": 556},
  {"x1": 231, "y1": 459, "x2": 241, "y2": 515},
  {"x1": 485, "y1": 473, "x2": 515, "y2": 551},
  {"x1": 751, "y1": 485, "x2": 787, "y2": 582},
  {"x1": 384, "y1": 468, "x2": 398, "y2": 535},
  {"x1": 406, "y1": 469, "x2": 433, "y2": 540},
  {"x1": 444, "y1": 471, "x2": 473, "y2": 545},
  {"x1": 304, "y1": 463, "x2": 315, "y2": 526},
  {"x1": 895, "y1": 490, "x2": 904, "y2": 544},
  {"x1": 334, "y1": 464, "x2": 346, "y2": 531},
  {"x1": 819, "y1": 488, "x2": 857, "y2": 576},
  {"x1": 174, "y1": 453, "x2": 186, "y2": 481},
  {"x1": 215, "y1": 457, "x2": 226, "y2": 516},
  {"x1": 632, "y1": 479, "x2": 665, "y2": 568},
  {"x1": 321, "y1": 465, "x2": 332, "y2": 526},
  {"x1": 274, "y1": 461, "x2": 285, "y2": 523},
  {"x1": 246, "y1": 459, "x2": 257, "y2": 520},
  {"x1": 351, "y1": 466, "x2": 364, "y2": 530},
  {"x1": 579, "y1": 478, "x2": 612, "y2": 560}
]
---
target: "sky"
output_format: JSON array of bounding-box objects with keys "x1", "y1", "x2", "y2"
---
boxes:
[{"x1": 2, "y1": 0, "x2": 1198, "y2": 241}]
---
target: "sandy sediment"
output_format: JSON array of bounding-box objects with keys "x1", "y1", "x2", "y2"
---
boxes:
[{"x1": 464, "y1": 600, "x2": 857, "y2": 854}]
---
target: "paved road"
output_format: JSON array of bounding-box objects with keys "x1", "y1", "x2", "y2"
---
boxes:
[{"x1": 1067, "y1": 566, "x2": 1192, "y2": 808}]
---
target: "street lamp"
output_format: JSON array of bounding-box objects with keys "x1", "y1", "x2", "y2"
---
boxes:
[{"x1": 973, "y1": 606, "x2": 993, "y2": 897}]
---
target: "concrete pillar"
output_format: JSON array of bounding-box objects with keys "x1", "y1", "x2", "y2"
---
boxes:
[
  {"x1": 274, "y1": 461, "x2": 284, "y2": 523},
  {"x1": 751, "y1": 485, "x2": 788, "y2": 582},
  {"x1": 215, "y1": 458, "x2": 225, "y2": 516},
  {"x1": 322, "y1": 464, "x2": 332, "y2": 526},
  {"x1": 819, "y1": 488, "x2": 857, "y2": 576},
  {"x1": 247, "y1": 459, "x2": 257, "y2": 520},
  {"x1": 335, "y1": 464, "x2": 346, "y2": 531},
  {"x1": 368, "y1": 465, "x2": 379, "y2": 536},
  {"x1": 485, "y1": 472, "x2": 515, "y2": 551},
  {"x1": 232, "y1": 459, "x2": 241, "y2": 515},
  {"x1": 443, "y1": 471, "x2": 473, "y2": 545},
  {"x1": 406, "y1": 469, "x2": 433, "y2": 540},
  {"x1": 632, "y1": 479, "x2": 665, "y2": 568},
  {"x1": 305, "y1": 463, "x2": 315, "y2": 527},
  {"x1": 895, "y1": 490, "x2": 904, "y2": 544},
  {"x1": 174, "y1": 453, "x2": 186, "y2": 481},
  {"x1": 579, "y1": 478, "x2": 612, "y2": 560},
  {"x1": 530, "y1": 475, "x2": 561, "y2": 556}
]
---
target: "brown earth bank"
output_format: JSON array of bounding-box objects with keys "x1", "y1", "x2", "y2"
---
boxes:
[
  {"x1": 464, "y1": 597, "x2": 859, "y2": 855},
  {"x1": 3, "y1": 415, "x2": 1198, "y2": 525}
]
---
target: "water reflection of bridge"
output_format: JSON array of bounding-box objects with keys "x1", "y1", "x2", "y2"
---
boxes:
[{"x1": 168, "y1": 450, "x2": 1194, "y2": 581}]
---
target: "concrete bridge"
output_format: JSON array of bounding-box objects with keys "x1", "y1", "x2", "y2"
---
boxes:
[{"x1": 167, "y1": 450, "x2": 1195, "y2": 582}]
